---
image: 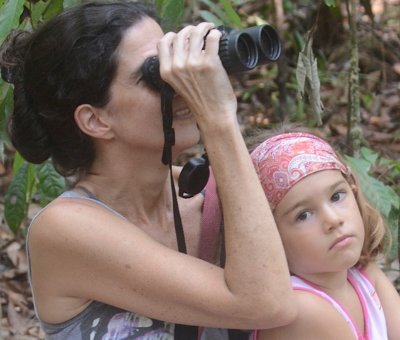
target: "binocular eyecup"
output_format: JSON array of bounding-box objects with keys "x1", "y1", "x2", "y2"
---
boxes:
[{"x1": 142, "y1": 24, "x2": 281, "y2": 90}]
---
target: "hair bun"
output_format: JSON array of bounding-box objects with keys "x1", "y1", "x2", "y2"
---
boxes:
[
  {"x1": 0, "y1": 30, "x2": 31, "y2": 84},
  {"x1": 9, "y1": 105, "x2": 53, "y2": 164}
]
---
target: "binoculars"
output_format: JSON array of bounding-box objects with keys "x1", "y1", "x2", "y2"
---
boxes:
[{"x1": 142, "y1": 24, "x2": 282, "y2": 90}]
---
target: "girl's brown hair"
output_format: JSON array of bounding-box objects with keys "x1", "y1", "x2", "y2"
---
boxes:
[{"x1": 342, "y1": 164, "x2": 391, "y2": 267}]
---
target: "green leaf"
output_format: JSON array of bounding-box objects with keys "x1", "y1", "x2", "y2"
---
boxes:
[
  {"x1": 12, "y1": 151, "x2": 25, "y2": 174},
  {"x1": 154, "y1": 0, "x2": 163, "y2": 13},
  {"x1": 35, "y1": 160, "x2": 65, "y2": 206},
  {"x1": 43, "y1": 0, "x2": 64, "y2": 21},
  {"x1": 200, "y1": 0, "x2": 226, "y2": 23},
  {"x1": 198, "y1": 10, "x2": 224, "y2": 26},
  {"x1": 0, "y1": 81, "x2": 13, "y2": 145},
  {"x1": 63, "y1": 0, "x2": 80, "y2": 9},
  {"x1": 345, "y1": 156, "x2": 400, "y2": 218},
  {"x1": 219, "y1": 0, "x2": 242, "y2": 29},
  {"x1": 30, "y1": 0, "x2": 50, "y2": 24},
  {"x1": 360, "y1": 147, "x2": 378, "y2": 165},
  {"x1": 0, "y1": 0, "x2": 25, "y2": 45},
  {"x1": 293, "y1": 31, "x2": 305, "y2": 51},
  {"x1": 387, "y1": 208, "x2": 399, "y2": 261},
  {"x1": 4, "y1": 162, "x2": 31, "y2": 234},
  {"x1": 157, "y1": 0, "x2": 184, "y2": 31},
  {"x1": 19, "y1": 15, "x2": 32, "y2": 31},
  {"x1": 324, "y1": 0, "x2": 336, "y2": 7}
]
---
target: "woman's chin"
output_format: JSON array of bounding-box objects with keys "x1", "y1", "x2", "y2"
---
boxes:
[{"x1": 174, "y1": 124, "x2": 201, "y2": 149}]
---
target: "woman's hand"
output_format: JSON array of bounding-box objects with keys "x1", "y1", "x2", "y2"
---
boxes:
[{"x1": 157, "y1": 23, "x2": 237, "y2": 131}]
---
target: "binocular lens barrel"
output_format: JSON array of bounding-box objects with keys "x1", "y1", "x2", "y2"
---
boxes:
[
  {"x1": 218, "y1": 28, "x2": 258, "y2": 74},
  {"x1": 243, "y1": 25, "x2": 282, "y2": 63},
  {"x1": 142, "y1": 24, "x2": 281, "y2": 90}
]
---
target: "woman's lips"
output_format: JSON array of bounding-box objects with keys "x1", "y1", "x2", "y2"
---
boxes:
[{"x1": 173, "y1": 108, "x2": 191, "y2": 119}]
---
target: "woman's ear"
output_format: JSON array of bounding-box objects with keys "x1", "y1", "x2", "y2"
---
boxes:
[{"x1": 74, "y1": 104, "x2": 114, "y2": 140}]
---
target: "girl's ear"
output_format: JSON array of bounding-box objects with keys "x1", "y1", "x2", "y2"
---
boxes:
[
  {"x1": 351, "y1": 184, "x2": 358, "y2": 195},
  {"x1": 74, "y1": 104, "x2": 114, "y2": 140}
]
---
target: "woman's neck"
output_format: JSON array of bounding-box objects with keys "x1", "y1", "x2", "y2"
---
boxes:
[{"x1": 76, "y1": 153, "x2": 174, "y2": 227}]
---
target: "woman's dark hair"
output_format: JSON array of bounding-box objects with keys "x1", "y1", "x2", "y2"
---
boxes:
[{"x1": 0, "y1": 1, "x2": 158, "y2": 177}]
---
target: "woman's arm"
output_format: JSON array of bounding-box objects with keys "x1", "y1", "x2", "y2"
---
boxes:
[
  {"x1": 29, "y1": 197, "x2": 292, "y2": 329},
  {"x1": 157, "y1": 21, "x2": 295, "y2": 328}
]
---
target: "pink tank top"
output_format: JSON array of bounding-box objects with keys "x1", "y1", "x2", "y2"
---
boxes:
[{"x1": 291, "y1": 267, "x2": 387, "y2": 340}]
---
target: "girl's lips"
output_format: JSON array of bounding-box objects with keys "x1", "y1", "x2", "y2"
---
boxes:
[{"x1": 330, "y1": 235, "x2": 353, "y2": 250}]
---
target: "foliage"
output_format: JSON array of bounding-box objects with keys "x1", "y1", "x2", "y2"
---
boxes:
[
  {"x1": 346, "y1": 148, "x2": 400, "y2": 261},
  {"x1": 0, "y1": 0, "x2": 25, "y2": 45},
  {"x1": 197, "y1": 0, "x2": 243, "y2": 28},
  {"x1": 155, "y1": 0, "x2": 184, "y2": 31},
  {"x1": 0, "y1": 81, "x2": 12, "y2": 161},
  {"x1": 324, "y1": 0, "x2": 337, "y2": 7},
  {"x1": 0, "y1": 0, "x2": 81, "y2": 236},
  {"x1": 296, "y1": 35, "x2": 323, "y2": 126},
  {"x1": 4, "y1": 154, "x2": 65, "y2": 235}
]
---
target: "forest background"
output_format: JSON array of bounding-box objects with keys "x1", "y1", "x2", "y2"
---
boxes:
[{"x1": 0, "y1": 0, "x2": 399, "y2": 338}]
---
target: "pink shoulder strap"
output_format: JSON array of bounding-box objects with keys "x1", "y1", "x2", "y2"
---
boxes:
[{"x1": 198, "y1": 169, "x2": 222, "y2": 263}]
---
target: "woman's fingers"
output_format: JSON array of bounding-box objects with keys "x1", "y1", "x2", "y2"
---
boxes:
[
  {"x1": 157, "y1": 23, "x2": 236, "y2": 126},
  {"x1": 157, "y1": 31, "x2": 175, "y2": 79},
  {"x1": 186, "y1": 22, "x2": 216, "y2": 57},
  {"x1": 158, "y1": 23, "x2": 220, "y2": 82}
]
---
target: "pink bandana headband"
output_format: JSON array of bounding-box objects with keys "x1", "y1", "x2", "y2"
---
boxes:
[{"x1": 251, "y1": 132, "x2": 350, "y2": 210}]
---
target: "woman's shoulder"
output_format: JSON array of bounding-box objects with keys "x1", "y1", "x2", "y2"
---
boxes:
[
  {"x1": 28, "y1": 192, "x2": 129, "y2": 247},
  {"x1": 32, "y1": 192, "x2": 108, "y2": 220}
]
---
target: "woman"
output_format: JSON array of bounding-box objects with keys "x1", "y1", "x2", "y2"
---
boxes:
[{"x1": 0, "y1": 1, "x2": 295, "y2": 338}]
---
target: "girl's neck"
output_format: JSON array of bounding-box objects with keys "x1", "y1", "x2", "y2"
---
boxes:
[{"x1": 293, "y1": 270, "x2": 350, "y2": 296}]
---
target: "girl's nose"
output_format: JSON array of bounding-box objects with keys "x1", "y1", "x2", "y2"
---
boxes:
[{"x1": 321, "y1": 204, "x2": 344, "y2": 232}]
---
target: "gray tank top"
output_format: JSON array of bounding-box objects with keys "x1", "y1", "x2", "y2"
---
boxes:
[{"x1": 26, "y1": 191, "x2": 229, "y2": 339}]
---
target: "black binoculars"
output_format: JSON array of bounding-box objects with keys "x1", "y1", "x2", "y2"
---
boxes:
[{"x1": 142, "y1": 24, "x2": 282, "y2": 90}]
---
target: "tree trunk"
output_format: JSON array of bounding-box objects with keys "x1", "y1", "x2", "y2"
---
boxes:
[{"x1": 346, "y1": 0, "x2": 362, "y2": 156}]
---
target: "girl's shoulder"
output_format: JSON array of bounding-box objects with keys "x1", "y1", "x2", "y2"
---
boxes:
[
  {"x1": 257, "y1": 289, "x2": 355, "y2": 340},
  {"x1": 360, "y1": 262, "x2": 383, "y2": 285}
]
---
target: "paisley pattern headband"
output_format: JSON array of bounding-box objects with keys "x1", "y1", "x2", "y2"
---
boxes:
[{"x1": 251, "y1": 132, "x2": 350, "y2": 210}]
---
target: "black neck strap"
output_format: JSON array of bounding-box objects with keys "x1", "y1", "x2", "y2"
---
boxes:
[
  {"x1": 161, "y1": 83, "x2": 175, "y2": 165},
  {"x1": 160, "y1": 83, "x2": 187, "y2": 253},
  {"x1": 160, "y1": 84, "x2": 198, "y2": 339}
]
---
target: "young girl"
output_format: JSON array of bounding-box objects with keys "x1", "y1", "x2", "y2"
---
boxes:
[{"x1": 250, "y1": 132, "x2": 400, "y2": 339}]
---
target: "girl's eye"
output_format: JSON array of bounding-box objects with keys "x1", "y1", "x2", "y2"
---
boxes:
[
  {"x1": 331, "y1": 191, "x2": 346, "y2": 202},
  {"x1": 296, "y1": 211, "x2": 311, "y2": 222}
]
